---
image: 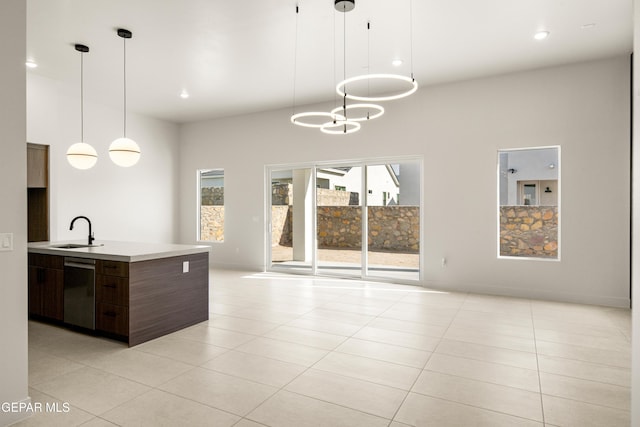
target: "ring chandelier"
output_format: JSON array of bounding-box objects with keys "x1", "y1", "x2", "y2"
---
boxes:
[
  {"x1": 330, "y1": 103, "x2": 384, "y2": 122},
  {"x1": 290, "y1": 0, "x2": 417, "y2": 135},
  {"x1": 336, "y1": 74, "x2": 418, "y2": 102},
  {"x1": 291, "y1": 111, "x2": 345, "y2": 128},
  {"x1": 320, "y1": 119, "x2": 361, "y2": 135}
]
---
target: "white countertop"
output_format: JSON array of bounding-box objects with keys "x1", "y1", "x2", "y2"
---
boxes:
[{"x1": 28, "y1": 240, "x2": 211, "y2": 262}]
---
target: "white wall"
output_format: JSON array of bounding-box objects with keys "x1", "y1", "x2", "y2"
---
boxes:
[
  {"x1": 179, "y1": 56, "x2": 630, "y2": 307},
  {"x1": 27, "y1": 74, "x2": 180, "y2": 244},
  {"x1": 0, "y1": 2, "x2": 29, "y2": 425}
]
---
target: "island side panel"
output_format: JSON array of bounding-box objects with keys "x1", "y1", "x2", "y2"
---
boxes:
[{"x1": 128, "y1": 252, "x2": 209, "y2": 346}]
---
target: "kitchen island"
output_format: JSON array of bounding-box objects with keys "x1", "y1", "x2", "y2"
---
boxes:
[{"x1": 28, "y1": 241, "x2": 210, "y2": 346}]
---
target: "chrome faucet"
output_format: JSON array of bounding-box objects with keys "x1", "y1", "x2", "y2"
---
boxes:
[{"x1": 69, "y1": 216, "x2": 95, "y2": 245}]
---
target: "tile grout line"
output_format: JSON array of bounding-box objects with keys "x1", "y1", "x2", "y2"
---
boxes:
[
  {"x1": 239, "y1": 279, "x2": 403, "y2": 426},
  {"x1": 385, "y1": 290, "x2": 471, "y2": 426},
  {"x1": 241, "y1": 280, "x2": 450, "y2": 425},
  {"x1": 530, "y1": 301, "x2": 547, "y2": 426}
]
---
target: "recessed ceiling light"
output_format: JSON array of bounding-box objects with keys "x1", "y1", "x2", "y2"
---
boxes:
[
  {"x1": 534, "y1": 30, "x2": 550, "y2": 40},
  {"x1": 581, "y1": 23, "x2": 596, "y2": 29},
  {"x1": 25, "y1": 60, "x2": 38, "y2": 69},
  {"x1": 392, "y1": 59, "x2": 403, "y2": 67},
  {"x1": 180, "y1": 90, "x2": 189, "y2": 99}
]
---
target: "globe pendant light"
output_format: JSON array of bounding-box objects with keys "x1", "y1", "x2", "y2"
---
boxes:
[
  {"x1": 67, "y1": 44, "x2": 98, "y2": 170},
  {"x1": 109, "y1": 28, "x2": 141, "y2": 167}
]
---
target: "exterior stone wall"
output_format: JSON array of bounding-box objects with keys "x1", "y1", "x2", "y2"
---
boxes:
[
  {"x1": 316, "y1": 206, "x2": 362, "y2": 249},
  {"x1": 204, "y1": 184, "x2": 417, "y2": 250},
  {"x1": 271, "y1": 206, "x2": 420, "y2": 253},
  {"x1": 272, "y1": 184, "x2": 292, "y2": 206},
  {"x1": 499, "y1": 206, "x2": 558, "y2": 258},
  {"x1": 201, "y1": 187, "x2": 224, "y2": 206},
  {"x1": 271, "y1": 206, "x2": 292, "y2": 246},
  {"x1": 368, "y1": 206, "x2": 420, "y2": 252},
  {"x1": 200, "y1": 206, "x2": 224, "y2": 241}
]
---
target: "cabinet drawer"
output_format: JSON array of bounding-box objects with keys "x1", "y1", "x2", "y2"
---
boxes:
[
  {"x1": 28, "y1": 253, "x2": 64, "y2": 270},
  {"x1": 97, "y1": 260, "x2": 129, "y2": 277},
  {"x1": 96, "y1": 303, "x2": 128, "y2": 336},
  {"x1": 96, "y1": 275, "x2": 128, "y2": 306}
]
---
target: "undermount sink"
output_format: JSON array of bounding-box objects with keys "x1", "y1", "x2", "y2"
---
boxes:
[{"x1": 50, "y1": 243, "x2": 103, "y2": 249}]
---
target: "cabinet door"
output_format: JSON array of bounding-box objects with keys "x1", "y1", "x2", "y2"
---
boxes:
[
  {"x1": 96, "y1": 303, "x2": 128, "y2": 336},
  {"x1": 96, "y1": 275, "x2": 128, "y2": 305},
  {"x1": 97, "y1": 260, "x2": 129, "y2": 277},
  {"x1": 28, "y1": 266, "x2": 44, "y2": 316},
  {"x1": 41, "y1": 269, "x2": 64, "y2": 321},
  {"x1": 28, "y1": 264, "x2": 64, "y2": 321},
  {"x1": 27, "y1": 144, "x2": 48, "y2": 188}
]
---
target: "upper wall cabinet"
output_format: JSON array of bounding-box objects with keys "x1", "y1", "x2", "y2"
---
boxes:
[
  {"x1": 27, "y1": 143, "x2": 48, "y2": 188},
  {"x1": 27, "y1": 143, "x2": 50, "y2": 242}
]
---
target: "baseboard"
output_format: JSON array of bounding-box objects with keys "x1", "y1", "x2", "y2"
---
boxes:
[
  {"x1": 210, "y1": 261, "x2": 263, "y2": 272},
  {"x1": 423, "y1": 279, "x2": 630, "y2": 308},
  {"x1": 205, "y1": 264, "x2": 630, "y2": 308}
]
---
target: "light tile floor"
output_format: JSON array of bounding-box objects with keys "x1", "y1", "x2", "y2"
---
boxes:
[{"x1": 16, "y1": 270, "x2": 631, "y2": 426}]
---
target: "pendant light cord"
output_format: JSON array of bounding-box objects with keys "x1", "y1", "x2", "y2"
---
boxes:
[
  {"x1": 123, "y1": 36, "x2": 127, "y2": 137},
  {"x1": 367, "y1": 21, "x2": 371, "y2": 119},
  {"x1": 292, "y1": 4, "x2": 299, "y2": 116},
  {"x1": 342, "y1": 2, "x2": 347, "y2": 132},
  {"x1": 410, "y1": 0, "x2": 414, "y2": 81},
  {"x1": 80, "y1": 50, "x2": 84, "y2": 143},
  {"x1": 332, "y1": 8, "x2": 339, "y2": 121}
]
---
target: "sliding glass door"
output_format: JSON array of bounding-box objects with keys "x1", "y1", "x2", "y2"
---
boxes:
[
  {"x1": 366, "y1": 161, "x2": 420, "y2": 281},
  {"x1": 316, "y1": 164, "x2": 363, "y2": 278},
  {"x1": 267, "y1": 157, "x2": 421, "y2": 282},
  {"x1": 269, "y1": 167, "x2": 314, "y2": 274}
]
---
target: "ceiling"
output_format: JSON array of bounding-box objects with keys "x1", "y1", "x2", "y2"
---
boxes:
[{"x1": 26, "y1": 0, "x2": 633, "y2": 124}]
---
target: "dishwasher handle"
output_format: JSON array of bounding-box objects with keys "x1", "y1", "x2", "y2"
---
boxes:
[{"x1": 64, "y1": 258, "x2": 96, "y2": 269}]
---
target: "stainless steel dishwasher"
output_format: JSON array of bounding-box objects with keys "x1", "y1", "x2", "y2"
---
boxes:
[{"x1": 64, "y1": 257, "x2": 96, "y2": 330}]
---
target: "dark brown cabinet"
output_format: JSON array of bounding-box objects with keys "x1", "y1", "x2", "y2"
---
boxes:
[
  {"x1": 28, "y1": 250, "x2": 208, "y2": 347},
  {"x1": 96, "y1": 260, "x2": 129, "y2": 338},
  {"x1": 27, "y1": 143, "x2": 50, "y2": 242},
  {"x1": 28, "y1": 253, "x2": 64, "y2": 321}
]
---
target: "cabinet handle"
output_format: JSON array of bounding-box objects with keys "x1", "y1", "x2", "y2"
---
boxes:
[{"x1": 103, "y1": 311, "x2": 117, "y2": 317}]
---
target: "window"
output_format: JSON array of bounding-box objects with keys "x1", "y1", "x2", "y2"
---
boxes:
[
  {"x1": 498, "y1": 147, "x2": 560, "y2": 259},
  {"x1": 198, "y1": 169, "x2": 224, "y2": 242}
]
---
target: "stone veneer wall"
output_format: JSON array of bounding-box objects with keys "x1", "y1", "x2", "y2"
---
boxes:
[
  {"x1": 201, "y1": 187, "x2": 224, "y2": 206},
  {"x1": 200, "y1": 206, "x2": 224, "y2": 241},
  {"x1": 271, "y1": 206, "x2": 292, "y2": 246},
  {"x1": 499, "y1": 206, "x2": 558, "y2": 258},
  {"x1": 272, "y1": 184, "x2": 292, "y2": 206},
  {"x1": 317, "y1": 206, "x2": 419, "y2": 252},
  {"x1": 203, "y1": 184, "x2": 417, "y2": 249}
]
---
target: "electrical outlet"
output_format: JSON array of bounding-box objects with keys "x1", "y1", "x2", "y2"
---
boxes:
[
  {"x1": 441, "y1": 257, "x2": 447, "y2": 267},
  {"x1": 182, "y1": 261, "x2": 189, "y2": 273}
]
